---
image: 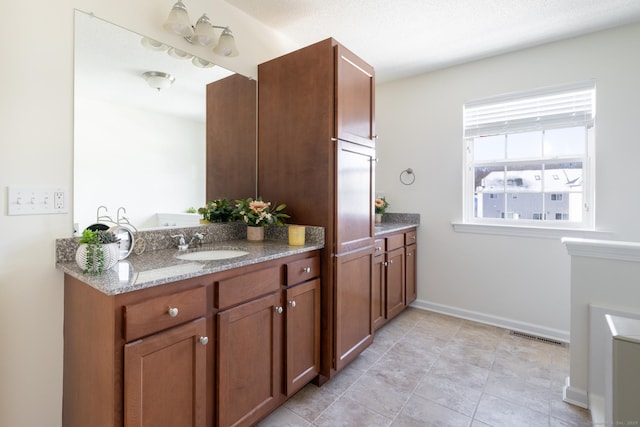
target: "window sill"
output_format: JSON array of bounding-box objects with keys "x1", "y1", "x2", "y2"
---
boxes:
[{"x1": 451, "y1": 222, "x2": 611, "y2": 240}]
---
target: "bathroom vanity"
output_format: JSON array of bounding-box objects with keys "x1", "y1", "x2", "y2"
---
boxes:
[
  {"x1": 58, "y1": 229, "x2": 322, "y2": 427},
  {"x1": 372, "y1": 224, "x2": 418, "y2": 331},
  {"x1": 58, "y1": 219, "x2": 418, "y2": 427}
]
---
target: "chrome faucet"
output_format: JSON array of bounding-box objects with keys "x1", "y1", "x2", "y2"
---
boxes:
[
  {"x1": 170, "y1": 234, "x2": 189, "y2": 251},
  {"x1": 189, "y1": 232, "x2": 205, "y2": 247}
]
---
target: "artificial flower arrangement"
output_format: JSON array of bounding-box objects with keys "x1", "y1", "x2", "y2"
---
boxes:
[
  {"x1": 234, "y1": 197, "x2": 290, "y2": 227},
  {"x1": 375, "y1": 197, "x2": 390, "y2": 214},
  {"x1": 198, "y1": 198, "x2": 235, "y2": 223}
]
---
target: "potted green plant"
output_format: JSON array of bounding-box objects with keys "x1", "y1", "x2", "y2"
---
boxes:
[
  {"x1": 75, "y1": 229, "x2": 120, "y2": 275},
  {"x1": 198, "y1": 198, "x2": 235, "y2": 223},
  {"x1": 234, "y1": 197, "x2": 289, "y2": 241},
  {"x1": 374, "y1": 197, "x2": 390, "y2": 223}
]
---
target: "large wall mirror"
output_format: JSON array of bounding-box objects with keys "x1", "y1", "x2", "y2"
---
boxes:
[{"x1": 73, "y1": 10, "x2": 255, "y2": 232}]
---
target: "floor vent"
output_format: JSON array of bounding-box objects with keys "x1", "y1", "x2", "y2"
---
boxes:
[{"x1": 510, "y1": 330, "x2": 565, "y2": 347}]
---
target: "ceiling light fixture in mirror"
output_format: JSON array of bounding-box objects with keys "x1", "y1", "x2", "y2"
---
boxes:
[{"x1": 164, "y1": 1, "x2": 239, "y2": 57}]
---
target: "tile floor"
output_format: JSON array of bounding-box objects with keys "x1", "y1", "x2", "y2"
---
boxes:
[{"x1": 257, "y1": 307, "x2": 593, "y2": 427}]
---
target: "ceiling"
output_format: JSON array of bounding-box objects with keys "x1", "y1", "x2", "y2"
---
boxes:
[{"x1": 226, "y1": 0, "x2": 640, "y2": 83}]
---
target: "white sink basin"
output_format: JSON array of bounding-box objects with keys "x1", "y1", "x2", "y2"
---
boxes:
[{"x1": 175, "y1": 249, "x2": 249, "y2": 261}]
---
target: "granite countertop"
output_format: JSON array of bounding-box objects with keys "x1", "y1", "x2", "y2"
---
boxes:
[
  {"x1": 56, "y1": 215, "x2": 419, "y2": 297},
  {"x1": 374, "y1": 222, "x2": 418, "y2": 235},
  {"x1": 57, "y1": 238, "x2": 324, "y2": 296},
  {"x1": 374, "y1": 213, "x2": 420, "y2": 236}
]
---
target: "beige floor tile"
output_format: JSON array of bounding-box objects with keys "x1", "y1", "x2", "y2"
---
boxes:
[
  {"x1": 256, "y1": 406, "x2": 311, "y2": 427},
  {"x1": 344, "y1": 371, "x2": 414, "y2": 418},
  {"x1": 261, "y1": 308, "x2": 591, "y2": 426},
  {"x1": 367, "y1": 352, "x2": 430, "y2": 390},
  {"x1": 313, "y1": 396, "x2": 393, "y2": 427},
  {"x1": 413, "y1": 374, "x2": 482, "y2": 416},
  {"x1": 549, "y1": 398, "x2": 593, "y2": 426},
  {"x1": 428, "y1": 354, "x2": 491, "y2": 390},
  {"x1": 491, "y1": 353, "x2": 552, "y2": 388},
  {"x1": 441, "y1": 340, "x2": 497, "y2": 369},
  {"x1": 399, "y1": 329, "x2": 450, "y2": 355},
  {"x1": 484, "y1": 372, "x2": 554, "y2": 415},
  {"x1": 391, "y1": 394, "x2": 472, "y2": 427},
  {"x1": 318, "y1": 363, "x2": 365, "y2": 396},
  {"x1": 283, "y1": 383, "x2": 339, "y2": 422},
  {"x1": 474, "y1": 394, "x2": 550, "y2": 427}
]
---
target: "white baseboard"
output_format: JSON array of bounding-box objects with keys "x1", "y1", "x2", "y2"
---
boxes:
[
  {"x1": 410, "y1": 299, "x2": 570, "y2": 343},
  {"x1": 563, "y1": 376, "x2": 590, "y2": 408}
]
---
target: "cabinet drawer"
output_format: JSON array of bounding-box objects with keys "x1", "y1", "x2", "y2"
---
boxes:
[
  {"x1": 124, "y1": 287, "x2": 207, "y2": 342},
  {"x1": 373, "y1": 238, "x2": 386, "y2": 256},
  {"x1": 386, "y1": 234, "x2": 404, "y2": 251},
  {"x1": 405, "y1": 230, "x2": 417, "y2": 245},
  {"x1": 286, "y1": 256, "x2": 320, "y2": 286},
  {"x1": 215, "y1": 266, "x2": 281, "y2": 309}
]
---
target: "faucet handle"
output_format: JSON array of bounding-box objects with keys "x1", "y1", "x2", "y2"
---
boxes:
[{"x1": 170, "y1": 234, "x2": 187, "y2": 250}]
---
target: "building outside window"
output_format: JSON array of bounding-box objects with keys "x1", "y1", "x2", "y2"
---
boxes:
[{"x1": 463, "y1": 81, "x2": 596, "y2": 229}]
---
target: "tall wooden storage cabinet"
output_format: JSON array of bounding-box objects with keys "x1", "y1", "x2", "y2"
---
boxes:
[
  {"x1": 258, "y1": 38, "x2": 375, "y2": 381},
  {"x1": 206, "y1": 73, "x2": 257, "y2": 201}
]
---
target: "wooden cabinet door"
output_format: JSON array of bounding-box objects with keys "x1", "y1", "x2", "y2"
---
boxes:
[
  {"x1": 406, "y1": 244, "x2": 417, "y2": 304},
  {"x1": 386, "y1": 247, "x2": 406, "y2": 320},
  {"x1": 217, "y1": 292, "x2": 282, "y2": 427},
  {"x1": 285, "y1": 279, "x2": 321, "y2": 396},
  {"x1": 372, "y1": 253, "x2": 386, "y2": 331},
  {"x1": 124, "y1": 317, "x2": 208, "y2": 427},
  {"x1": 335, "y1": 139, "x2": 375, "y2": 254},
  {"x1": 334, "y1": 247, "x2": 374, "y2": 371},
  {"x1": 206, "y1": 73, "x2": 257, "y2": 201},
  {"x1": 335, "y1": 43, "x2": 375, "y2": 147}
]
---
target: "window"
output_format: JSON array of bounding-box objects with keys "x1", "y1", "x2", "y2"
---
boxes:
[{"x1": 463, "y1": 81, "x2": 595, "y2": 229}]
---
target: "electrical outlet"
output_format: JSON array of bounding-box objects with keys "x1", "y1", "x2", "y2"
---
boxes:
[
  {"x1": 7, "y1": 186, "x2": 68, "y2": 215},
  {"x1": 54, "y1": 191, "x2": 65, "y2": 209}
]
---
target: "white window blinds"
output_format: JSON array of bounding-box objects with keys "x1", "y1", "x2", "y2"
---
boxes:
[{"x1": 463, "y1": 81, "x2": 596, "y2": 138}]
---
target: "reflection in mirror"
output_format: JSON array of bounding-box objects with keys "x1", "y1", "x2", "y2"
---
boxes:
[{"x1": 73, "y1": 10, "x2": 241, "y2": 232}]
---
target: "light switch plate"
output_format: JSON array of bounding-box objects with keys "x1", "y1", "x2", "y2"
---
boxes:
[{"x1": 7, "y1": 186, "x2": 68, "y2": 215}]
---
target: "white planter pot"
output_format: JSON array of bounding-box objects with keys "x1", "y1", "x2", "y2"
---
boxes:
[{"x1": 76, "y1": 242, "x2": 119, "y2": 274}]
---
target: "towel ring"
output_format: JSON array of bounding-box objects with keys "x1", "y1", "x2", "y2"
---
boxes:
[{"x1": 400, "y1": 168, "x2": 415, "y2": 185}]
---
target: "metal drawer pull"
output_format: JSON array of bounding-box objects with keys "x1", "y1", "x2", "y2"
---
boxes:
[
  {"x1": 375, "y1": 246, "x2": 382, "y2": 252},
  {"x1": 389, "y1": 259, "x2": 393, "y2": 264},
  {"x1": 168, "y1": 307, "x2": 179, "y2": 317},
  {"x1": 199, "y1": 336, "x2": 209, "y2": 345},
  {"x1": 289, "y1": 300, "x2": 296, "y2": 308},
  {"x1": 302, "y1": 267, "x2": 311, "y2": 273},
  {"x1": 275, "y1": 306, "x2": 283, "y2": 314}
]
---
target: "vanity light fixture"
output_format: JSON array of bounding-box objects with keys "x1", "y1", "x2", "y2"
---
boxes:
[
  {"x1": 141, "y1": 37, "x2": 168, "y2": 51},
  {"x1": 142, "y1": 71, "x2": 176, "y2": 91},
  {"x1": 192, "y1": 57, "x2": 215, "y2": 68},
  {"x1": 163, "y1": 1, "x2": 239, "y2": 57}
]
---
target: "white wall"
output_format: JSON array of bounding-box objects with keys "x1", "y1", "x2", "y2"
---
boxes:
[
  {"x1": 375, "y1": 22, "x2": 640, "y2": 340},
  {"x1": 74, "y1": 97, "x2": 205, "y2": 230},
  {"x1": 0, "y1": 1, "x2": 292, "y2": 426}
]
